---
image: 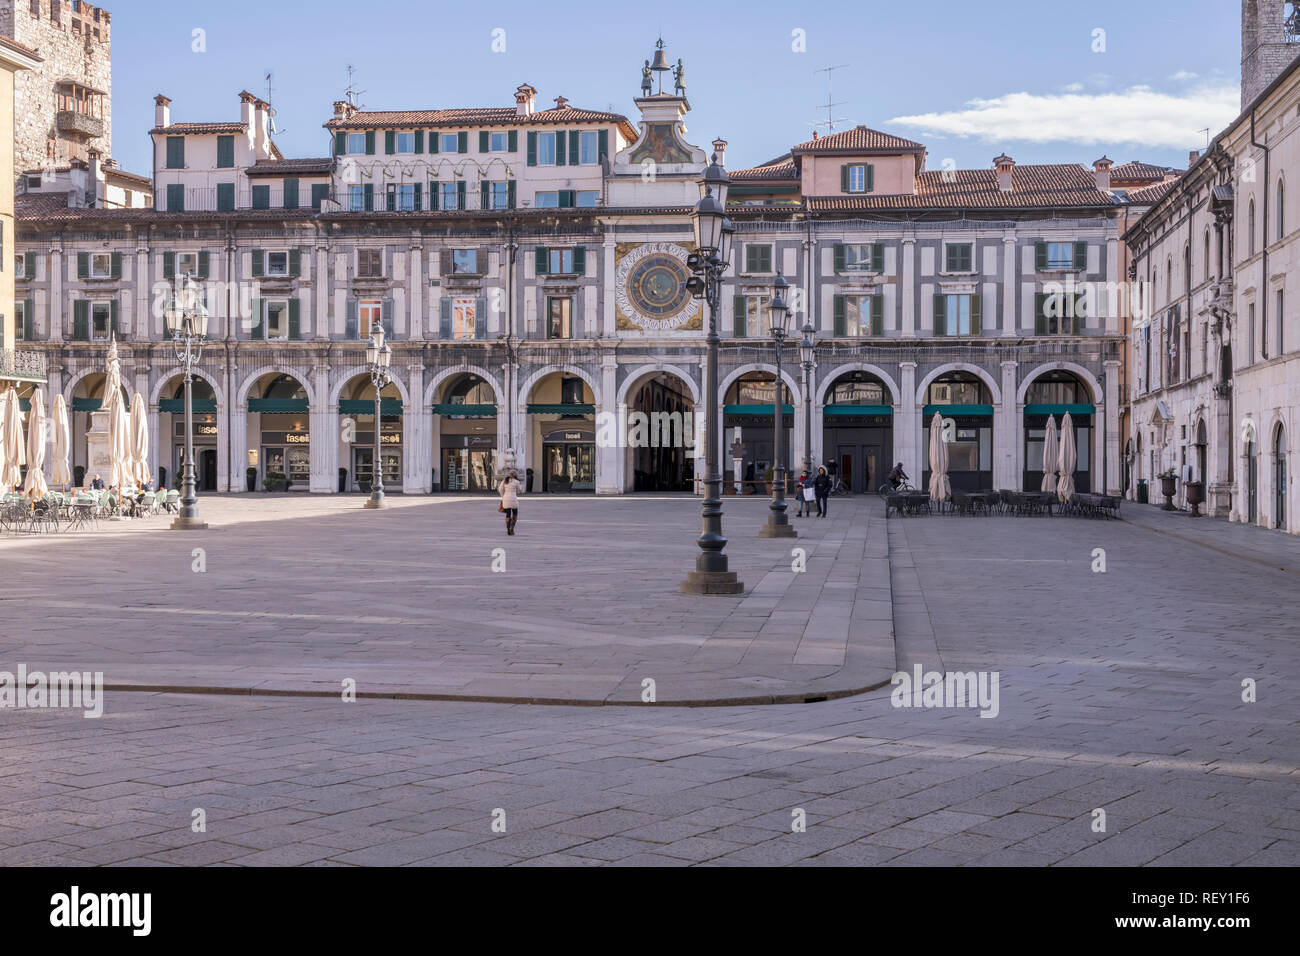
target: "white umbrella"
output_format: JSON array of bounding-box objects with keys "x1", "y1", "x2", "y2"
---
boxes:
[
  {"x1": 927, "y1": 411, "x2": 951, "y2": 505},
  {"x1": 1, "y1": 388, "x2": 26, "y2": 494},
  {"x1": 107, "y1": 391, "x2": 131, "y2": 491},
  {"x1": 50, "y1": 394, "x2": 71, "y2": 489},
  {"x1": 0, "y1": 390, "x2": 10, "y2": 493},
  {"x1": 1057, "y1": 411, "x2": 1077, "y2": 503},
  {"x1": 130, "y1": 392, "x2": 150, "y2": 487},
  {"x1": 1040, "y1": 416, "x2": 1058, "y2": 493},
  {"x1": 25, "y1": 390, "x2": 47, "y2": 501}
]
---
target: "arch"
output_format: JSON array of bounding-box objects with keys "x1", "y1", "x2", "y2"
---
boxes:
[
  {"x1": 717, "y1": 363, "x2": 802, "y2": 406},
  {"x1": 616, "y1": 363, "x2": 701, "y2": 407},
  {"x1": 915, "y1": 363, "x2": 1002, "y2": 406},
  {"x1": 1015, "y1": 362, "x2": 1103, "y2": 405},
  {"x1": 816, "y1": 362, "x2": 902, "y2": 407},
  {"x1": 424, "y1": 364, "x2": 505, "y2": 407},
  {"x1": 329, "y1": 369, "x2": 411, "y2": 407},
  {"x1": 518, "y1": 364, "x2": 602, "y2": 406},
  {"x1": 149, "y1": 369, "x2": 225, "y2": 407},
  {"x1": 236, "y1": 365, "x2": 316, "y2": 408},
  {"x1": 63, "y1": 367, "x2": 130, "y2": 406}
]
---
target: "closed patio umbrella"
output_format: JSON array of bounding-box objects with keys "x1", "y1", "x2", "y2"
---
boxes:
[
  {"x1": 25, "y1": 390, "x2": 47, "y2": 501},
  {"x1": 130, "y1": 392, "x2": 150, "y2": 487},
  {"x1": 107, "y1": 391, "x2": 131, "y2": 491},
  {"x1": 928, "y1": 411, "x2": 951, "y2": 505},
  {"x1": 1057, "y1": 411, "x2": 1077, "y2": 503},
  {"x1": 1040, "y1": 416, "x2": 1058, "y2": 493},
  {"x1": 51, "y1": 394, "x2": 71, "y2": 489},
  {"x1": 1, "y1": 388, "x2": 25, "y2": 494}
]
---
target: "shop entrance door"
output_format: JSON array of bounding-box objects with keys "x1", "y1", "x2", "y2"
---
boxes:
[{"x1": 200, "y1": 449, "x2": 217, "y2": 491}]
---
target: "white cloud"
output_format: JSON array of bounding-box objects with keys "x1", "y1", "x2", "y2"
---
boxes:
[
  {"x1": 888, "y1": 83, "x2": 1239, "y2": 149},
  {"x1": 1169, "y1": 70, "x2": 1198, "y2": 81},
  {"x1": 1062, "y1": 82, "x2": 1085, "y2": 93}
]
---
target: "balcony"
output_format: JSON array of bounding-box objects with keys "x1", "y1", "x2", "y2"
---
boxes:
[
  {"x1": 0, "y1": 348, "x2": 47, "y2": 384},
  {"x1": 55, "y1": 110, "x2": 105, "y2": 139}
]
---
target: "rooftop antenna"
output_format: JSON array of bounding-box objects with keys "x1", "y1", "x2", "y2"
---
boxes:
[
  {"x1": 811, "y1": 64, "x2": 849, "y2": 135},
  {"x1": 1199, "y1": 127, "x2": 1210, "y2": 150},
  {"x1": 265, "y1": 71, "x2": 285, "y2": 134},
  {"x1": 344, "y1": 65, "x2": 366, "y2": 110}
]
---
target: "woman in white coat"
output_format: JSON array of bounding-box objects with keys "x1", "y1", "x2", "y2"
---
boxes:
[{"x1": 497, "y1": 469, "x2": 522, "y2": 535}]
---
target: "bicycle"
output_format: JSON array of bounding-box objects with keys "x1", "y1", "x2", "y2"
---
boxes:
[
  {"x1": 830, "y1": 474, "x2": 852, "y2": 496},
  {"x1": 877, "y1": 479, "x2": 916, "y2": 498}
]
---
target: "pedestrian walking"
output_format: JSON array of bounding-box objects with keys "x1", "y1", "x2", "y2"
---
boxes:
[
  {"x1": 497, "y1": 469, "x2": 522, "y2": 535},
  {"x1": 795, "y1": 470, "x2": 811, "y2": 517},
  {"x1": 813, "y1": 466, "x2": 831, "y2": 518}
]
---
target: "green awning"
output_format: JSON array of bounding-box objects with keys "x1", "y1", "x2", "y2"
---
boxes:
[
  {"x1": 249, "y1": 398, "x2": 309, "y2": 413},
  {"x1": 923, "y1": 404, "x2": 994, "y2": 418},
  {"x1": 339, "y1": 398, "x2": 403, "y2": 415},
  {"x1": 824, "y1": 404, "x2": 893, "y2": 416},
  {"x1": 433, "y1": 403, "x2": 497, "y2": 417},
  {"x1": 724, "y1": 404, "x2": 795, "y2": 416},
  {"x1": 71, "y1": 398, "x2": 102, "y2": 412},
  {"x1": 159, "y1": 398, "x2": 218, "y2": 413},
  {"x1": 1024, "y1": 403, "x2": 1095, "y2": 416},
  {"x1": 528, "y1": 403, "x2": 595, "y2": 415}
]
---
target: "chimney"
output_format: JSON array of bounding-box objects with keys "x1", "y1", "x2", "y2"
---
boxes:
[
  {"x1": 811, "y1": 130, "x2": 819, "y2": 140},
  {"x1": 254, "y1": 98, "x2": 271, "y2": 156},
  {"x1": 993, "y1": 153, "x2": 1015, "y2": 191},
  {"x1": 154, "y1": 94, "x2": 171, "y2": 129},
  {"x1": 239, "y1": 90, "x2": 256, "y2": 135},
  {"x1": 553, "y1": 95, "x2": 569, "y2": 110},
  {"x1": 1188, "y1": 149, "x2": 1201, "y2": 167},
  {"x1": 711, "y1": 137, "x2": 727, "y2": 167},
  {"x1": 1092, "y1": 155, "x2": 1113, "y2": 192},
  {"x1": 514, "y1": 83, "x2": 537, "y2": 117},
  {"x1": 87, "y1": 147, "x2": 101, "y2": 208}
]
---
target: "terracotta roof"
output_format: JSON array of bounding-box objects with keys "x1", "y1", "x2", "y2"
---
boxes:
[
  {"x1": 245, "y1": 158, "x2": 332, "y2": 177},
  {"x1": 791, "y1": 125, "x2": 924, "y2": 154},
  {"x1": 326, "y1": 105, "x2": 638, "y2": 141},
  {"x1": 1110, "y1": 160, "x2": 1179, "y2": 183},
  {"x1": 104, "y1": 167, "x2": 153, "y2": 187},
  {"x1": 1124, "y1": 180, "x2": 1179, "y2": 205},
  {"x1": 150, "y1": 122, "x2": 247, "y2": 135},
  {"x1": 16, "y1": 193, "x2": 316, "y2": 223},
  {"x1": 806, "y1": 164, "x2": 1114, "y2": 211},
  {"x1": 15, "y1": 193, "x2": 74, "y2": 217},
  {"x1": 0, "y1": 35, "x2": 42, "y2": 61},
  {"x1": 729, "y1": 160, "x2": 797, "y2": 181}
]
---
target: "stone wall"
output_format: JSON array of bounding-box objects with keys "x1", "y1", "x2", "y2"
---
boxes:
[{"x1": 1242, "y1": 0, "x2": 1296, "y2": 110}]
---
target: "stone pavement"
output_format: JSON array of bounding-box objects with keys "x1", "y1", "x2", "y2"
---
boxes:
[
  {"x1": 0, "y1": 494, "x2": 895, "y2": 705},
  {"x1": 1121, "y1": 499, "x2": 1300, "y2": 576},
  {"x1": 0, "y1": 496, "x2": 1297, "y2": 865}
]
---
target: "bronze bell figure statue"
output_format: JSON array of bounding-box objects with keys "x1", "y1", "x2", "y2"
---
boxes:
[{"x1": 649, "y1": 39, "x2": 671, "y2": 93}]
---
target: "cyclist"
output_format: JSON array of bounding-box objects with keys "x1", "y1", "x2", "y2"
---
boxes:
[{"x1": 888, "y1": 462, "x2": 909, "y2": 491}]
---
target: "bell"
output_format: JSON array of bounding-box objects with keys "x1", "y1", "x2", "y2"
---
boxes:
[{"x1": 650, "y1": 47, "x2": 671, "y2": 72}]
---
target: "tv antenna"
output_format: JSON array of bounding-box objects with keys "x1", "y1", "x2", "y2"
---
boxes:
[
  {"x1": 265, "y1": 72, "x2": 285, "y2": 134},
  {"x1": 344, "y1": 65, "x2": 366, "y2": 109},
  {"x1": 811, "y1": 64, "x2": 849, "y2": 134}
]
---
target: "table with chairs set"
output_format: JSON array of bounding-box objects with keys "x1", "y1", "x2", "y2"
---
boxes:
[
  {"x1": 0, "y1": 486, "x2": 182, "y2": 535},
  {"x1": 885, "y1": 488, "x2": 1121, "y2": 519}
]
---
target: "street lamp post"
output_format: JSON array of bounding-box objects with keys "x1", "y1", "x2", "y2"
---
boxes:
[
  {"x1": 680, "y1": 155, "x2": 743, "y2": 595},
  {"x1": 799, "y1": 318, "x2": 816, "y2": 480},
  {"x1": 363, "y1": 324, "x2": 392, "y2": 509},
  {"x1": 759, "y1": 273, "x2": 796, "y2": 538},
  {"x1": 165, "y1": 275, "x2": 209, "y2": 530}
]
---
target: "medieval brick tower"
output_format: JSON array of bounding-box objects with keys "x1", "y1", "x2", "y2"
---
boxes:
[
  {"x1": 0, "y1": 0, "x2": 111, "y2": 180},
  {"x1": 1242, "y1": 1, "x2": 1300, "y2": 109}
]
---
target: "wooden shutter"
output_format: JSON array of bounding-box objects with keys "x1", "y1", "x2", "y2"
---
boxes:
[
  {"x1": 840, "y1": 165, "x2": 849, "y2": 193},
  {"x1": 507, "y1": 180, "x2": 516, "y2": 209},
  {"x1": 1074, "y1": 240, "x2": 1087, "y2": 271},
  {"x1": 363, "y1": 183, "x2": 374, "y2": 210},
  {"x1": 414, "y1": 130, "x2": 424, "y2": 154},
  {"x1": 385, "y1": 132, "x2": 395, "y2": 155},
  {"x1": 109, "y1": 299, "x2": 118, "y2": 335},
  {"x1": 598, "y1": 129, "x2": 608, "y2": 164},
  {"x1": 77, "y1": 252, "x2": 89, "y2": 278},
  {"x1": 289, "y1": 248, "x2": 301, "y2": 276},
  {"x1": 457, "y1": 132, "x2": 468, "y2": 153},
  {"x1": 833, "y1": 244, "x2": 846, "y2": 273},
  {"x1": 870, "y1": 294, "x2": 884, "y2": 336},
  {"x1": 745, "y1": 245, "x2": 756, "y2": 273},
  {"x1": 439, "y1": 297, "x2": 452, "y2": 338},
  {"x1": 555, "y1": 131, "x2": 566, "y2": 165},
  {"x1": 163, "y1": 252, "x2": 175, "y2": 279},
  {"x1": 1034, "y1": 293, "x2": 1048, "y2": 334},
  {"x1": 833, "y1": 295, "x2": 846, "y2": 336},
  {"x1": 439, "y1": 249, "x2": 453, "y2": 276},
  {"x1": 382, "y1": 297, "x2": 395, "y2": 337},
  {"x1": 479, "y1": 130, "x2": 490, "y2": 153},
  {"x1": 871, "y1": 243, "x2": 885, "y2": 272},
  {"x1": 24, "y1": 251, "x2": 35, "y2": 280},
  {"x1": 216, "y1": 134, "x2": 232, "y2": 167},
  {"x1": 733, "y1": 295, "x2": 746, "y2": 337},
  {"x1": 251, "y1": 298, "x2": 263, "y2": 339},
  {"x1": 560, "y1": 189, "x2": 576, "y2": 208},
  {"x1": 251, "y1": 250, "x2": 263, "y2": 277},
  {"x1": 866, "y1": 164, "x2": 875, "y2": 192},
  {"x1": 569, "y1": 130, "x2": 580, "y2": 165},
  {"x1": 971, "y1": 294, "x2": 982, "y2": 335},
  {"x1": 288, "y1": 298, "x2": 301, "y2": 340},
  {"x1": 535, "y1": 246, "x2": 548, "y2": 275},
  {"x1": 933, "y1": 293, "x2": 946, "y2": 335},
  {"x1": 573, "y1": 246, "x2": 586, "y2": 276},
  {"x1": 334, "y1": 131, "x2": 346, "y2": 156},
  {"x1": 345, "y1": 298, "x2": 358, "y2": 339},
  {"x1": 508, "y1": 130, "x2": 518, "y2": 152},
  {"x1": 474, "y1": 297, "x2": 487, "y2": 339},
  {"x1": 110, "y1": 252, "x2": 122, "y2": 279},
  {"x1": 480, "y1": 180, "x2": 490, "y2": 210},
  {"x1": 22, "y1": 298, "x2": 34, "y2": 340},
  {"x1": 1072, "y1": 294, "x2": 1084, "y2": 334},
  {"x1": 429, "y1": 131, "x2": 440, "y2": 154},
  {"x1": 73, "y1": 300, "x2": 89, "y2": 340},
  {"x1": 283, "y1": 178, "x2": 299, "y2": 209},
  {"x1": 428, "y1": 181, "x2": 438, "y2": 211},
  {"x1": 456, "y1": 181, "x2": 466, "y2": 209},
  {"x1": 527, "y1": 131, "x2": 537, "y2": 166},
  {"x1": 413, "y1": 182, "x2": 423, "y2": 211},
  {"x1": 198, "y1": 251, "x2": 210, "y2": 278},
  {"x1": 364, "y1": 130, "x2": 375, "y2": 155},
  {"x1": 1035, "y1": 242, "x2": 1047, "y2": 270}
]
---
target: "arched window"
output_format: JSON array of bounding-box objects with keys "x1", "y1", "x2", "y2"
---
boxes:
[
  {"x1": 263, "y1": 375, "x2": 307, "y2": 400},
  {"x1": 924, "y1": 372, "x2": 991, "y2": 406},
  {"x1": 1166, "y1": 256, "x2": 1172, "y2": 301},
  {"x1": 170, "y1": 378, "x2": 214, "y2": 401},
  {"x1": 444, "y1": 373, "x2": 495, "y2": 405},
  {"x1": 725, "y1": 373, "x2": 792, "y2": 406},
  {"x1": 826, "y1": 371, "x2": 891, "y2": 406},
  {"x1": 1249, "y1": 199, "x2": 1257, "y2": 256},
  {"x1": 1204, "y1": 229, "x2": 1211, "y2": 281},
  {"x1": 1025, "y1": 370, "x2": 1089, "y2": 405},
  {"x1": 1279, "y1": 179, "x2": 1286, "y2": 240},
  {"x1": 1184, "y1": 244, "x2": 1191, "y2": 294}
]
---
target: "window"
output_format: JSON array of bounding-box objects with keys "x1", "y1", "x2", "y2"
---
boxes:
[
  {"x1": 1278, "y1": 289, "x2": 1285, "y2": 354},
  {"x1": 251, "y1": 184, "x2": 270, "y2": 209},
  {"x1": 89, "y1": 253, "x2": 112, "y2": 279},
  {"x1": 266, "y1": 251, "x2": 289, "y2": 277},
  {"x1": 547, "y1": 296, "x2": 573, "y2": 338},
  {"x1": 165, "y1": 136, "x2": 185, "y2": 169},
  {"x1": 1248, "y1": 303, "x2": 1256, "y2": 364},
  {"x1": 311, "y1": 183, "x2": 329, "y2": 210},
  {"x1": 744, "y1": 244, "x2": 773, "y2": 274},
  {"x1": 490, "y1": 132, "x2": 508, "y2": 152},
  {"x1": 359, "y1": 299, "x2": 382, "y2": 337},
  {"x1": 217, "y1": 182, "x2": 235, "y2": 211},
  {"x1": 216, "y1": 135, "x2": 235, "y2": 168},
  {"x1": 844, "y1": 163, "x2": 869, "y2": 193},
  {"x1": 837, "y1": 243, "x2": 880, "y2": 273},
  {"x1": 91, "y1": 302, "x2": 112, "y2": 340},
  {"x1": 396, "y1": 132, "x2": 415, "y2": 153},
  {"x1": 176, "y1": 252, "x2": 199, "y2": 277},
  {"x1": 166, "y1": 183, "x2": 184, "y2": 212},
  {"x1": 734, "y1": 294, "x2": 769, "y2": 338},
  {"x1": 944, "y1": 243, "x2": 974, "y2": 273},
  {"x1": 357, "y1": 249, "x2": 383, "y2": 278},
  {"x1": 535, "y1": 192, "x2": 559, "y2": 208},
  {"x1": 536, "y1": 133, "x2": 557, "y2": 165},
  {"x1": 1249, "y1": 199, "x2": 1256, "y2": 256},
  {"x1": 943, "y1": 294, "x2": 976, "y2": 336},
  {"x1": 549, "y1": 248, "x2": 574, "y2": 274},
  {"x1": 440, "y1": 133, "x2": 459, "y2": 154},
  {"x1": 451, "y1": 249, "x2": 478, "y2": 275},
  {"x1": 1046, "y1": 242, "x2": 1076, "y2": 270},
  {"x1": 490, "y1": 181, "x2": 511, "y2": 210},
  {"x1": 1034, "y1": 292, "x2": 1085, "y2": 334},
  {"x1": 349, "y1": 184, "x2": 374, "y2": 212},
  {"x1": 27, "y1": 176, "x2": 40, "y2": 188},
  {"x1": 14, "y1": 254, "x2": 24, "y2": 277},
  {"x1": 535, "y1": 190, "x2": 586, "y2": 208},
  {"x1": 579, "y1": 131, "x2": 599, "y2": 164},
  {"x1": 14, "y1": 301, "x2": 26, "y2": 342},
  {"x1": 575, "y1": 191, "x2": 600, "y2": 207},
  {"x1": 838, "y1": 296, "x2": 869, "y2": 336},
  {"x1": 283, "y1": 178, "x2": 299, "y2": 210},
  {"x1": 439, "y1": 181, "x2": 460, "y2": 210},
  {"x1": 347, "y1": 133, "x2": 366, "y2": 154},
  {"x1": 265, "y1": 300, "x2": 289, "y2": 340},
  {"x1": 1279, "y1": 180, "x2": 1285, "y2": 240},
  {"x1": 386, "y1": 183, "x2": 418, "y2": 211},
  {"x1": 453, "y1": 297, "x2": 477, "y2": 339}
]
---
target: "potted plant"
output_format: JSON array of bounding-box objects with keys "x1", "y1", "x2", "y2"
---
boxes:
[
  {"x1": 763, "y1": 466, "x2": 775, "y2": 494},
  {"x1": 246, "y1": 467, "x2": 257, "y2": 492},
  {"x1": 1185, "y1": 479, "x2": 1206, "y2": 517},
  {"x1": 525, "y1": 467, "x2": 534, "y2": 493},
  {"x1": 1157, "y1": 468, "x2": 1178, "y2": 511}
]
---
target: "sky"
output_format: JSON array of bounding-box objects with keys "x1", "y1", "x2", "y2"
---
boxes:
[{"x1": 106, "y1": 0, "x2": 1243, "y2": 177}]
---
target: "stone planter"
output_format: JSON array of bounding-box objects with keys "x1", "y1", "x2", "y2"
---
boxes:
[
  {"x1": 1160, "y1": 475, "x2": 1177, "y2": 511},
  {"x1": 1185, "y1": 480, "x2": 1205, "y2": 517}
]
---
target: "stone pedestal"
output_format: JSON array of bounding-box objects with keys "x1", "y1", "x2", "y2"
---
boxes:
[
  {"x1": 84, "y1": 409, "x2": 111, "y2": 487},
  {"x1": 170, "y1": 516, "x2": 209, "y2": 530},
  {"x1": 680, "y1": 570, "x2": 744, "y2": 595}
]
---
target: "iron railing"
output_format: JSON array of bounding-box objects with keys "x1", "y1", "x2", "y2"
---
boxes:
[{"x1": 0, "y1": 348, "x2": 47, "y2": 382}]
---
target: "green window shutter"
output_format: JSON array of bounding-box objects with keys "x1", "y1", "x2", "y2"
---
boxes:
[
  {"x1": 24, "y1": 251, "x2": 35, "y2": 280},
  {"x1": 457, "y1": 132, "x2": 468, "y2": 153},
  {"x1": 345, "y1": 298, "x2": 358, "y2": 339},
  {"x1": 251, "y1": 184, "x2": 270, "y2": 209},
  {"x1": 480, "y1": 180, "x2": 490, "y2": 210},
  {"x1": 870, "y1": 295, "x2": 884, "y2": 336},
  {"x1": 166, "y1": 137, "x2": 185, "y2": 169},
  {"x1": 217, "y1": 135, "x2": 234, "y2": 168},
  {"x1": 283, "y1": 178, "x2": 299, "y2": 209},
  {"x1": 334, "y1": 131, "x2": 346, "y2": 156},
  {"x1": 73, "y1": 300, "x2": 89, "y2": 340},
  {"x1": 289, "y1": 248, "x2": 301, "y2": 276},
  {"x1": 573, "y1": 245, "x2": 586, "y2": 275},
  {"x1": 429, "y1": 132, "x2": 440, "y2": 154},
  {"x1": 1074, "y1": 240, "x2": 1087, "y2": 270},
  {"x1": 23, "y1": 298, "x2": 34, "y2": 340},
  {"x1": 507, "y1": 180, "x2": 516, "y2": 209},
  {"x1": 840, "y1": 164, "x2": 849, "y2": 193},
  {"x1": 162, "y1": 252, "x2": 175, "y2": 279},
  {"x1": 1072, "y1": 294, "x2": 1084, "y2": 334},
  {"x1": 428, "y1": 182, "x2": 439, "y2": 211},
  {"x1": 198, "y1": 251, "x2": 210, "y2": 278},
  {"x1": 559, "y1": 189, "x2": 575, "y2": 208},
  {"x1": 1035, "y1": 242, "x2": 1047, "y2": 271},
  {"x1": 77, "y1": 252, "x2": 89, "y2": 278},
  {"x1": 474, "y1": 297, "x2": 487, "y2": 339},
  {"x1": 535, "y1": 246, "x2": 548, "y2": 275},
  {"x1": 217, "y1": 182, "x2": 235, "y2": 211},
  {"x1": 555, "y1": 131, "x2": 566, "y2": 165},
  {"x1": 251, "y1": 249, "x2": 264, "y2": 277},
  {"x1": 382, "y1": 297, "x2": 395, "y2": 337},
  {"x1": 456, "y1": 181, "x2": 466, "y2": 209},
  {"x1": 933, "y1": 293, "x2": 946, "y2": 336},
  {"x1": 527, "y1": 131, "x2": 537, "y2": 166},
  {"x1": 363, "y1": 183, "x2": 374, "y2": 210},
  {"x1": 598, "y1": 129, "x2": 608, "y2": 163},
  {"x1": 833, "y1": 295, "x2": 846, "y2": 336},
  {"x1": 414, "y1": 130, "x2": 424, "y2": 154},
  {"x1": 871, "y1": 243, "x2": 885, "y2": 272},
  {"x1": 1034, "y1": 293, "x2": 1047, "y2": 334},
  {"x1": 288, "y1": 299, "x2": 301, "y2": 340},
  {"x1": 364, "y1": 130, "x2": 375, "y2": 155},
  {"x1": 971, "y1": 294, "x2": 982, "y2": 335},
  {"x1": 833, "y1": 244, "x2": 846, "y2": 273},
  {"x1": 569, "y1": 130, "x2": 580, "y2": 164},
  {"x1": 110, "y1": 252, "x2": 122, "y2": 279},
  {"x1": 866, "y1": 164, "x2": 875, "y2": 192},
  {"x1": 413, "y1": 182, "x2": 423, "y2": 211},
  {"x1": 733, "y1": 295, "x2": 746, "y2": 337},
  {"x1": 250, "y1": 299, "x2": 263, "y2": 339},
  {"x1": 439, "y1": 297, "x2": 452, "y2": 338},
  {"x1": 479, "y1": 130, "x2": 490, "y2": 152},
  {"x1": 745, "y1": 245, "x2": 756, "y2": 273},
  {"x1": 110, "y1": 298, "x2": 118, "y2": 335},
  {"x1": 508, "y1": 130, "x2": 518, "y2": 152}
]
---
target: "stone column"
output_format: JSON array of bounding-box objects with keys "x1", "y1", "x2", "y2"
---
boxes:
[
  {"x1": 602, "y1": 239, "x2": 616, "y2": 337},
  {"x1": 898, "y1": 361, "x2": 919, "y2": 481},
  {"x1": 998, "y1": 360, "x2": 1019, "y2": 490},
  {"x1": 1103, "y1": 359, "x2": 1121, "y2": 494},
  {"x1": 49, "y1": 246, "x2": 63, "y2": 343},
  {"x1": 408, "y1": 240, "x2": 423, "y2": 339},
  {"x1": 901, "y1": 239, "x2": 916, "y2": 337},
  {"x1": 403, "y1": 363, "x2": 426, "y2": 493},
  {"x1": 315, "y1": 244, "x2": 330, "y2": 339},
  {"x1": 310, "y1": 361, "x2": 336, "y2": 493},
  {"x1": 1002, "y1": 237, "x2": 1017, "y2": 336},
  {"x1": 596, "y1": 349, "x2": 620, "y2": 494},
  {"x1": 1105, "y1": 237, "x2": 1120, "y2": 334}
]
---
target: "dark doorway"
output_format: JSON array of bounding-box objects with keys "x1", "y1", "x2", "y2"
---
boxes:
[{"x1": 200, "y1": 449, "x2": 218, "y2": 491}]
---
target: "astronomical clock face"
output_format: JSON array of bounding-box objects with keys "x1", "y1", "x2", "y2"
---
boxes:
[{"x1": 615, "y1": 242, "x2": 702, "y2": 332}]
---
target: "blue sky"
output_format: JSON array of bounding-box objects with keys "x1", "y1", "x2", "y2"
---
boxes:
[{"x1": 108, "y1": 0, "x2": 1241, "y2": 176}]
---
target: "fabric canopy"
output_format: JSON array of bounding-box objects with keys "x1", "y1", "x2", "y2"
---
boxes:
[
  {"x1": 25, "y1": 390, "x2": 47, "y2": 500},
  {"x1": 1040, "y1": 416, "x2": 1058, "y2": 494},
  {"x1": 50, "y1": 394, "x2": 71, "y2": 488},
  {"x1": 928, "y1": 411, "x2": 951, "y2": 504},
  {"x1": 1057, "y1": 411, "x2": 1077, "y2": 503}
]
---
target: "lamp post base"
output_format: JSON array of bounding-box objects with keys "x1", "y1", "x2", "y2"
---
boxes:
[
  {"x1": 680, "y1": 570, "x2": 744, "y2": 595},
  {"x1": 363, "y1": 497, "x2": 389, "y2": 509},
  {"x1": 170, "y1": 516, "x2": 208, "y2": 530},
  {"x1": 758, "y1": 519, "x2": 798, "y2": 538}
]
